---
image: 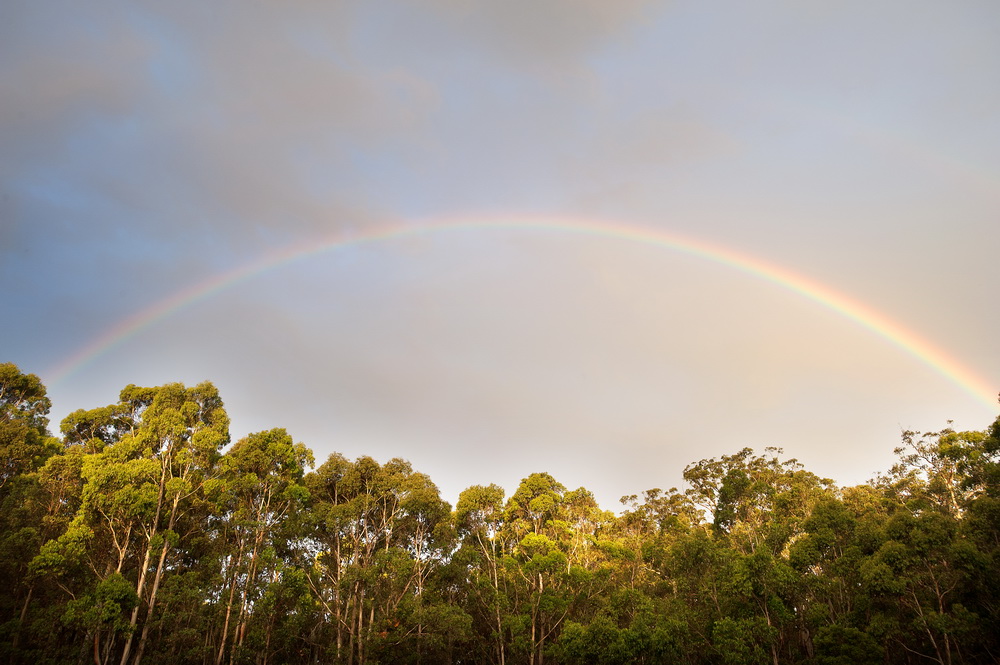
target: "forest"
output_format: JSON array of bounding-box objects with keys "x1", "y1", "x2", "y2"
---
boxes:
[{"x1": 1, "y1": 362, "x2": 998, "y2": 665}]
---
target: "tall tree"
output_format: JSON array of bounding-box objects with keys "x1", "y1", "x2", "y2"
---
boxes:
[
  {"x1": 36, "y1": 382, "x2": 229, "y2": 665},
  {"x1": 212, "y1": 427, "x2": 311, "y2": 665},
  {"x1": 0, "y1": 363, "x2": 55, "y2": 489},
  {"x1": 455, "y1": 484, "x2": 510, "y2": 665}
]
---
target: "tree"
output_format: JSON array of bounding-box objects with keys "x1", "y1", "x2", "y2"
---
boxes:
[
  {"x1": 0, "y1": 363, "x2": 56, "y2": 490},
  {"x1": 28, "y1": 382, "x2": 230, "y2": 665},
  {"x1": 61, "y1": 573, "x2": 138, "y2": 665},
  {"x1": 881, "y1": 425, "x2": 989, "y2": 517},
  {"x1": 304, "y1": 453, "x2": 454, "y2": 665},
  {"x1": 212, "y1": 428, "x2": 311, "y2": 665},
  {"x1": 683, "y1": 448, "x2": 833, "y2": 555},
  {"x1": 496, "y1": 473, "x2": 613, "y2": 665},
  {"x1": 7, "y1": 363, "x2": 999, "y2": 665},
  {"x1": 860, "y1": 509, "x2": 983, "y2": 665},
  {"x1": 455, "y1": 484, "x2": 509, "y2": 665}
]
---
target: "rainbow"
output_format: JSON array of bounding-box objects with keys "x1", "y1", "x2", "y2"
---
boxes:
[{"x1": 47, "y1": 215, "x2": 997, "y2": 410}]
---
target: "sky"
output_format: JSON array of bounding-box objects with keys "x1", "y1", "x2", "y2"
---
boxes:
[{"x1": 3, "y1": 0, "x2": 999, "y2": 511}]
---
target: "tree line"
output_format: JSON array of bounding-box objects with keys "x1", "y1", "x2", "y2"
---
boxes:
[{"x1": 1, "y1": 362, "x2": 999, "y2": 664}]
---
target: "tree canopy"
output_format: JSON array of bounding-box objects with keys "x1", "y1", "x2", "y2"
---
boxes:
[{"x1": 1, "y1": 362, "x2": 998, "y2": 665}]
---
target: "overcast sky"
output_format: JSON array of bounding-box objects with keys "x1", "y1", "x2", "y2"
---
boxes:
[{"x1": 3, "y1": 0, "x2": 999, "y2": 509}]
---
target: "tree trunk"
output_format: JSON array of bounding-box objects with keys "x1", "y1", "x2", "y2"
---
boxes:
[
  {"x1": 119, "y1": 536, "x2": 156, "y2": 665},
  {"x1": 335, "y1": 538, "x2": 343, "y2": 660},
  {"x1": 235, "y1": 495, "x2": 271, "y2": 656},
  {"x1": 13, "y1": 584, "x2": 32, "y2": 648},
  {"x1": 347, "y1": 582, "x2": 358, "y2": 665},
  {"x1": 235, "y1": 531, "x2": 265, "y2": 652},
  {"x1": 357, "y1": 586, "x2": 366, "y2": 665},
  {"x1": 120, "y1": 449, "x2": 171, "y2": 665},
  {"x1": 132, "y1": 495, "x2": 181, "y2": 665},
  {"x1": 216, "y1": 539, "x2": 246, "y2": 665}
]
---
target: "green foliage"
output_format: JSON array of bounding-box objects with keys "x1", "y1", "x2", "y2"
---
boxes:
[
  {"x1": 62, "y1": 573, "x2": 138, "y2": 634},
  {"x1": 812, "y1": 624, "x2": 882, "y2": 665},
  {"x1": 1, "y1": 363, "x2": 999, "y2": 664},
  {"x1": 0, "y1": 363, "x2": 55, "y2": 490}
]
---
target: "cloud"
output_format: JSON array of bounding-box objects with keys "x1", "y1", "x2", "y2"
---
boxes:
[
  {"x1": 7, "y1": 0, "x2": 1000, "y2": 511},
  {"x1": 108, "y1": 3, "x2": 439, "y2": 242},
  {"x1": 401, "y1": 0, "x2": 664, "y2": 71},
  {"x1": 0, "y1": 0, "x2": 675, "y2": 265},
  {"x1": 404, "y1": 0, "x2": 667, "y2": 69},
  {"x1": 0, "y1": 2, "x2": 146, "y2": 134},
  {"x1": 0, "y1": 2, "x2": 149, "y2": 236},
  {"x1": 0, "y1": 1, "x2": 441, "y2": 261}
]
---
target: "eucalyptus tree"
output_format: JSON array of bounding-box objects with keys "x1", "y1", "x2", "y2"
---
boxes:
[
  {"x1": 493, "y1": 473, "x2": 618, "y2": 665},
  {"x1": 4, "y1": 359, "x2": 998, "y2": 665},
  {"x1": 787, "y1": 495, "x2": 867, "y2": 652},
  {"x1": 305, "y1": 454, "x2": 397, "y2": 665},
  {"x1": 501, "y1": 473, "x2": 572, "y2": 665},
  {"x1": 2, "y1": 442, "x2": 87, "y2": 659},
  {"x1": 0, "y1": 363, "x2": 58, "y2": 625},
  {"x1": 0, "y1": 364, "x2": 62, "y2": 660},
  {"x1": 211, "y1": 427, "x2": 312, "y2": 665},
  {"x1": 855, "y1": 423, "x2": 1000, "y2": 665},
  {"x1": 28, "y1": 382, "x2": 230, "y2": 665},
  {"x1": 114, "y1": 383, "x2": 229, "y2": 665},
  {"x1": 0, "y1": 363, "x2": 55, "y2": 490},
  {"x1": 455, "y1": 483, "x2": 511, "y2": 665},
  {"x1": 882, "y1": 425, "x2": 990, "y2": 517},
  {"x1": 858, "y1": 508, "x2": 982, "y2": 665},
  {"x1": 304, "y1": 453, "x2": 455, "y2": 665},
  {"x1": 616, "y1": 487, "x2": 702, "y2": 590},
  {"x1": 683, "y1": 447, "x2": 833, "y2": 555}
]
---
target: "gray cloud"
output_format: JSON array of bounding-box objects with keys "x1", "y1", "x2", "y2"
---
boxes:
[
  {"x1": 6, "y1": 0, "x2": 1000, "y2": 509},
  {"x1": 1, "y1": 1, "x2": 437, "y2": 257},
  {"x1": 401, "y1": 0, "x2": 664, "y2": 69}
]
